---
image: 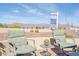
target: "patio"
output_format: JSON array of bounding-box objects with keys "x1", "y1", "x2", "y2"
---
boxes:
[{"x1": 0, "y1": 28, "x2": 79, "y2": 56}]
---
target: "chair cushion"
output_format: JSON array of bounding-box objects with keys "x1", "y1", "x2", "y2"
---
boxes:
[
  {"x1": 54, "y1": 36, "x2": 66, "y2": 43},
  {"x1": 8, "y1": 30, "x2": 25, "y2": 38},
  {"x1": 60, "y1": 43, "x2": 76, "y2": 48},
  {"x1": 8, "y1": 37, "x2": 28, "y2": 46},
  {"x1": 16, "y1": 45, "x2": 36, "y2": 54},
  {"x1": 54, "y1": 30, "x2": 65, "y2": 36}
]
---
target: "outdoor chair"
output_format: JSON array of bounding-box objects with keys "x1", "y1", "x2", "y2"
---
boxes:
[
  {"x1": 67, "y1": 47, "x2": 79, "y2": 56},
  {"x1": 53, "y1": 29, "x2": 77, "y2": 51},
  {"x1": 8, "y1": 29, "x2": 36, "y2": 56}
]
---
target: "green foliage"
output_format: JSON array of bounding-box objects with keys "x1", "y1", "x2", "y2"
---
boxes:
[
  {"x1": 0, "y1": 25, "x2": 21, "y2": 28},
  {"x1": 7, "y1": 25, "x2": 21, "y2": 28}
]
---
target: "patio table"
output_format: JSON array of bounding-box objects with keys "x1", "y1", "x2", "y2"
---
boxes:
[{"x1": 40, "y1": 44, "x2": 55, "y2": 56}]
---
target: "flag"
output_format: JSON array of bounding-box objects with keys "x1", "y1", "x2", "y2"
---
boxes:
[
  {"x1": 50, "y1": 18, "x2": 56, "y2": 24},
  {"x1": 50, "y1": 12, "x2": 58, "y2": 25}
]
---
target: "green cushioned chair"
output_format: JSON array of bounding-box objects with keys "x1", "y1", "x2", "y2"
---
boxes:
[
  {"x1": 8, "y1": 29, "x2": 36, "y2": 56},
  {"x1": 53, "y1": 29, "x2": 77, "y2": 50}
]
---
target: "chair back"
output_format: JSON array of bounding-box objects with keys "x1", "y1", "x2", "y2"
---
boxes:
[
  {"x1": 8, "y1": 29, "x2": 28, "y2": 54},
  {"x1": 53, "y1": 29, "x2": 66, "y2": 44}
]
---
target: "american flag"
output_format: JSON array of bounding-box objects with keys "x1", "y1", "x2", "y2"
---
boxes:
[
  {"x1": 50, "y1": 12, "x2": 58, "y2": 25},
  {"x1": 50, "y1": 18, "x2": 57, "y2": 24}
]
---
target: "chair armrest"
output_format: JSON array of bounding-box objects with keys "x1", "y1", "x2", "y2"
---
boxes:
[
  {"x1": 54, "y1": 43, "x2": 61, "y2": 50},
  {"x1": 27, "y1": 39, "x2": 36, "y2": 48},
  {"x1": 8, "y1": 42, "x2": 16, "y2": 55},
  {"x1": 8, "y1": 45, "x2": 14, "y2": 54},
  {"x1": 50, "y1": 38, "x2": 56, "y2": 45}
]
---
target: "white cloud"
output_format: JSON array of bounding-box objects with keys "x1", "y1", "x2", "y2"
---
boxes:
[
  {"x1": 18, "y1": 3, "x2": 30, "y2": 10},
  {"x1": 12, "y1": 9, "x2": 20, "y2": 13},
  {"x1": 18, "y1": 4, "x2": 45, "y2": 16},
  {"x1": 27, "y1": 9, "x2": 44, "y2": 15},
  {"x1": 37, "y1": 3, "x2": 57, "y2": 12},
  {"x1": 28, "y1": 9, "x2": 37, "y2": 13},
  {"x1": 0, "y1": 15, "x2": 30, "y2": 24},
  {"x1": 3, "y1": 15, "x2": 26, "y2": 19}
]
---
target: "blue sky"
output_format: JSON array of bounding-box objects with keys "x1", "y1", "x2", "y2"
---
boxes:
[{"x1": 0, "y1": 3, "x2": 79, "y2": 26}]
